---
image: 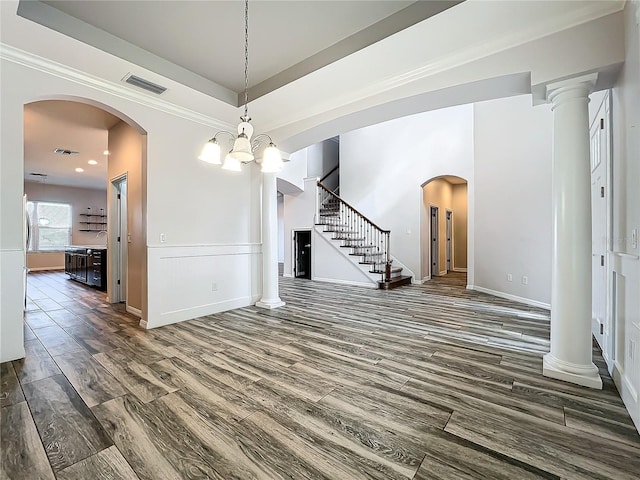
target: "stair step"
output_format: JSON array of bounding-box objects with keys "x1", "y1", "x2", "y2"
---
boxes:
[
  {"x1": 378, "y1": 275, "x2": 412, "y2": 290},
  {"x1": 370, "y1": 267, "x2": 402, "y2": 274},
  {"x1": 320, "y1": 212, "x2": 340, "y2": 217},
  {"x1": 334, "y1": 237, "x2": 365, "y2": 241},
  {"x1": 350, "y1": 252, "x2": 383, "y2": 257},
  {"x1": 340, "y1": 244, "x2": 376, "y2": 248}
]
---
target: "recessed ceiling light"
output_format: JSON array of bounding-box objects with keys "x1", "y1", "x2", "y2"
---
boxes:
[
  {"x1": 75, "y1": 167, "x2": 84, "y2": 173},
  {"x1": 87, "y1": 159, "x2": 98, "y2": 165},
  {"x1": 103, "y1": 150, "x2": 110, "y2": 155}
]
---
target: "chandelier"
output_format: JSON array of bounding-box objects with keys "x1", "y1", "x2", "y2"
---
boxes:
[{"x1": 199, "y1": 0, "x2": 283, "y2": 173}]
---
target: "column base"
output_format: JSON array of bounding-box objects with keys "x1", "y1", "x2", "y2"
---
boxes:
[
  {"x1": 543, "y1": 353, "x2": 602, "y2": 389},
  {"x1": 255, "y1": 299, "x2": 286, "y2": 310}
]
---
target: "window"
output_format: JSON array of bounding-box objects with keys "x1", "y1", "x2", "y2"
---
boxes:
[{"x1": 27, "y1": 201, "x2": 72, "y2": 251}]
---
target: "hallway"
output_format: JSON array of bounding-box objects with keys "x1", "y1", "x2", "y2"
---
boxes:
[{"x1": 1, "y1": 271, "x2": 639, "y2": 479}]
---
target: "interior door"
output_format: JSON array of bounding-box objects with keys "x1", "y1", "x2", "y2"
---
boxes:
[
  {"x1": 430, "y1": 206, "x2": 439, "y2": 276},
  {"x1": 294, "y1": 231, "x2": 311, "y2": 279},
  {"x1": 591, "y1": 111, "x2": 608, "y2": 353},
  {"x1": 446, "y1": 210, "x2": 452, "y2": 272}
]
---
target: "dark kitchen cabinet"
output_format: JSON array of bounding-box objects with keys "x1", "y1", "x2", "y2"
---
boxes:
[{"x1": 65, "y1": 247, "x2": 106, "y2": 290}]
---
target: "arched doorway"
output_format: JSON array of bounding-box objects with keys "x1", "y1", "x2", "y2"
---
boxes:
[
  {"x1": 23, "y1": 97, "x2": 148, "y2": 324},
  {"x1": 420, "y1": 175, "x2": 468, "y2": 282}
]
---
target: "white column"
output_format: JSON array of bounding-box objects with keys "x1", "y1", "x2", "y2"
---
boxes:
[
  {"x1": 543, "y1": 74, "x2": 602, "y2": 389},
  {"x1": 256, "y1": 172, "x2": 285, "y2": 309}
]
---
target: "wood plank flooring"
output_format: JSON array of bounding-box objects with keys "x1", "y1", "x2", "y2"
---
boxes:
[{"x1": 1, "y1": 270, "x2": 639, "y2": 479}]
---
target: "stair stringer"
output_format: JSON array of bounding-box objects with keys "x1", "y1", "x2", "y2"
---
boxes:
[
  {"x1": 312, "y1": 227, "x2": 378, "y2": 288},
  {"x1": 388, "y1": 255, "x2": 416, "y2": 283}
]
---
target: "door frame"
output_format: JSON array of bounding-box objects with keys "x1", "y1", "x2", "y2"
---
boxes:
[{"x1": 292, "y1": 229, "x2": 312, "y2": 279}]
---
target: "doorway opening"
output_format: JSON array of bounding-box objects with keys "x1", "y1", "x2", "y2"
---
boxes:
[
  {"x1": 22, "y1": 96, "x2": 147, "y2": 323},
  {"x1": 294, "y1": 230, "x2": 311, "y2": 279},
  {"x1": 421, "y1": 175, "x2": 468, "y2": 282}
]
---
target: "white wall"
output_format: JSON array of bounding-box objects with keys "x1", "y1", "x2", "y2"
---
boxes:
[
  {"x1": 0, "y1": 57, "x2": 262, "y2": 359},
  {"x1": 610, "y1": 0, "x2": 640, "y2": 431},
  {"x1": 24, "y1": 181, "x2": 107, "y2": 270},
  {"x1": 473, "y1": 95, "x2": 553, "y2": 307},
  {"x1": 340, "y1": 104, "x2": 474, "y2": 283}
]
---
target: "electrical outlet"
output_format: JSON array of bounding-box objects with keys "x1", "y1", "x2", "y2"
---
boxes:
[
  {"x1": 522, "y1": 275, "x2": 528, "y2": 285},
  {"x1": 160, "y1": 233, "x2": 166, "y2": 243},
  {"x1": 127, "y1": 233, "x2": 132, "y2": 243},
  {"x1": 212, "y1": 282, "x2": 218, "y2": 292},
  {"x1": 507, "y1": 273, "x2": 513, "y2": 282}
]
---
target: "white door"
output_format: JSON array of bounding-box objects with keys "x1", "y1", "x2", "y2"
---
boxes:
[
  {"x1": 590, "y1": 95, "x2": 610, "y2": 360},
  {"x1": 430, "y1": 206, "x2": 439, "y2": 276}
]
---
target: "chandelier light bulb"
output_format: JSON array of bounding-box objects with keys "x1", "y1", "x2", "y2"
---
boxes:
[
  {"x1": 198, "y1": 139, "x2": 222, "y2": 164},
  {"x1": 222, "y1": 153, "x2": 242, "y2": 172},
  {"x1": 261, "y1": 143, "x2": 283, "y2": 173}
]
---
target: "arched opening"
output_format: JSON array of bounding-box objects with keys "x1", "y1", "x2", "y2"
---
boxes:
[
  {"x1": 420, "y1": 175, "x2": 468, "y2": 283},
  {"x1": 23, "y1": 96, "x2": 148, "y2": 325}
]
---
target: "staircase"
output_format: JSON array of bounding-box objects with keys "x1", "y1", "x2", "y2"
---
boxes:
[{"x1": 316, "y1": 181, "x2": 412, "y2": 289}]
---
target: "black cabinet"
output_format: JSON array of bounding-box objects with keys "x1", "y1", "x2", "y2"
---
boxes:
[{"x1": 65, "y1": 247, "x2": 106, "y2": 291}]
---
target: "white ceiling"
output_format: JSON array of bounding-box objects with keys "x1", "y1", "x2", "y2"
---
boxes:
[
  {"x1": 25, "y1": 0, "x2": 461, "y2": 104},
  {"x1": 24, "y1": 101, "x2": 121, "y2": 190}
]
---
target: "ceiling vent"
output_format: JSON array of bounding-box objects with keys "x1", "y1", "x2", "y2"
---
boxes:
[
  {"x1": 123, "y1": 74, "x2": 167, "y2": 95},
  {"x1": 53, "y1": 148, "x2": 79, "y2": 155}
]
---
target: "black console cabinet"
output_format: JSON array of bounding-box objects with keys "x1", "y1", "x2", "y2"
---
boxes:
[{"x1": 65, "y1": 247, "x2": 107, "y2": 291}]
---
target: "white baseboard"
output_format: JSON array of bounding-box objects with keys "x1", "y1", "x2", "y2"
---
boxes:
[
  {"x1": 282, "y1": 273, "x2": 293, "y2": 278},
  {"x1": 312, "y1": 276, "x2": 377, "y2": 289},
  {"x1": 126, "y1": 305, "x2": 142, "y2": 318},
  {"x1": 439, "y1": 270, "x2": 447, "y2": 276},
  {"x1": 147, "y1": 294, "x2": 259, "y2": 329},
  {"x1": 28, "y1": 266, "x2": 64, "y2": 272},
  {"x1": 468, "y1": 285, "x2": 551, "y2": 310},
  {"x1": 613, "y1": 361, "x2": 640, "y2": 432},
  {"x1": 452, "y1": 267, "x2": 468, "y2": 272},
  {"x1": 139, "y1": 319, "x2": 148, "y2": 329}
]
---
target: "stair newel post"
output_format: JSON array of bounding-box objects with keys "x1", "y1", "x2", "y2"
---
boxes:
[{"x1": 315, "y1": 182, "x2": 320, "y2": 225}]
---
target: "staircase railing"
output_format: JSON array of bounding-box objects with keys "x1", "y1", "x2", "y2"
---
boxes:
[{"x1": 317, "y1": 181, "x2": 391, "y2": 280}]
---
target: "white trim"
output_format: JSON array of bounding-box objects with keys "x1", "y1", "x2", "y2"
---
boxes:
[
  {"x1": 28, "y1": 266, "x2": 64, "y2": 272},
  {"x1": 612, "y1": 361, "x2": 640, "y2": 432},
  {"x1": 452, "y1": 267, "x2": 468, "y2": 272},
  {"x1": 439, "y1": 270, "x2": 447, "y2": 276},
  {"x1": 0, "y1": 44, "x2": 233, "y2": 131},
  {"x1": 468, "y1": 285, "x2": 551, "y2": 310},
  {"x1": 282, "y1": 273, "x2": 293, "y2": 278},
  {"x1": 311, "y1": 276, "x2": 377, "y2": 289},
  {"x1": 126, "y1": 305, "x2": 142, "y2": 318},
  {"x1": 148, "y1": 294, "x2": 261, "y2": 329},
  {"x1": 139, "y1": 319, "x2": 148, "y2": 329}
]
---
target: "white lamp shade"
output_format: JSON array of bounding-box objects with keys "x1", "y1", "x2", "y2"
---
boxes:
[
  {"x1": 230, "y1": 135, "x2": 254, "y2": 162},
  {"x1": 222, "y1": 153, "x2": 242, "y2": 172},
  {"x1": 198, "y1": 140, "x2": 221, "y2": 164},
  {"x1": 261, "y1": 144, "x2": 283, "y2": 173}
]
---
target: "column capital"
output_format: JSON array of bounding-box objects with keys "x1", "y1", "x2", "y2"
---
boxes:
[{"x1": 546, "y1": 73, "x2": 598, "y2": 107}]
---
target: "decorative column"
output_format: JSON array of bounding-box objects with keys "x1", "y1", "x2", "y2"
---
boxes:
[
  {"x1": 543, "y1": 73, "x2": 602, "y2": 389},
  {"x1": 256, "y1": 172, "x2": 285, "y2": 309}
]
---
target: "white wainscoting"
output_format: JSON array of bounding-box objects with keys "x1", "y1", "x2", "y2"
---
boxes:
[
  {"x1": 609, "y1": 252, "x2": 640, "y2": 431},
  {"x1": 0, "y1": 249, "x2": 26, "y2": 362},
  {"x1": 146, "y1": 244, "x2": 262, "y2": 329}
]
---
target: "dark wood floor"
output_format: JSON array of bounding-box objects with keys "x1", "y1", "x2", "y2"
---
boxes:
[{"x1": 2, "y1": 271, "x2": 639, "y2": 479}]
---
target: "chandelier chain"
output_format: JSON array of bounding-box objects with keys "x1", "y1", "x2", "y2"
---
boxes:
[{"x1": 243, "y1": 0, "x2": 249, "y2": 119}]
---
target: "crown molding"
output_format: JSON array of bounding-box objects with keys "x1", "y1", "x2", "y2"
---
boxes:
[{"x1": 0, "y1": 43, "x2": 234, "y2": 131}]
